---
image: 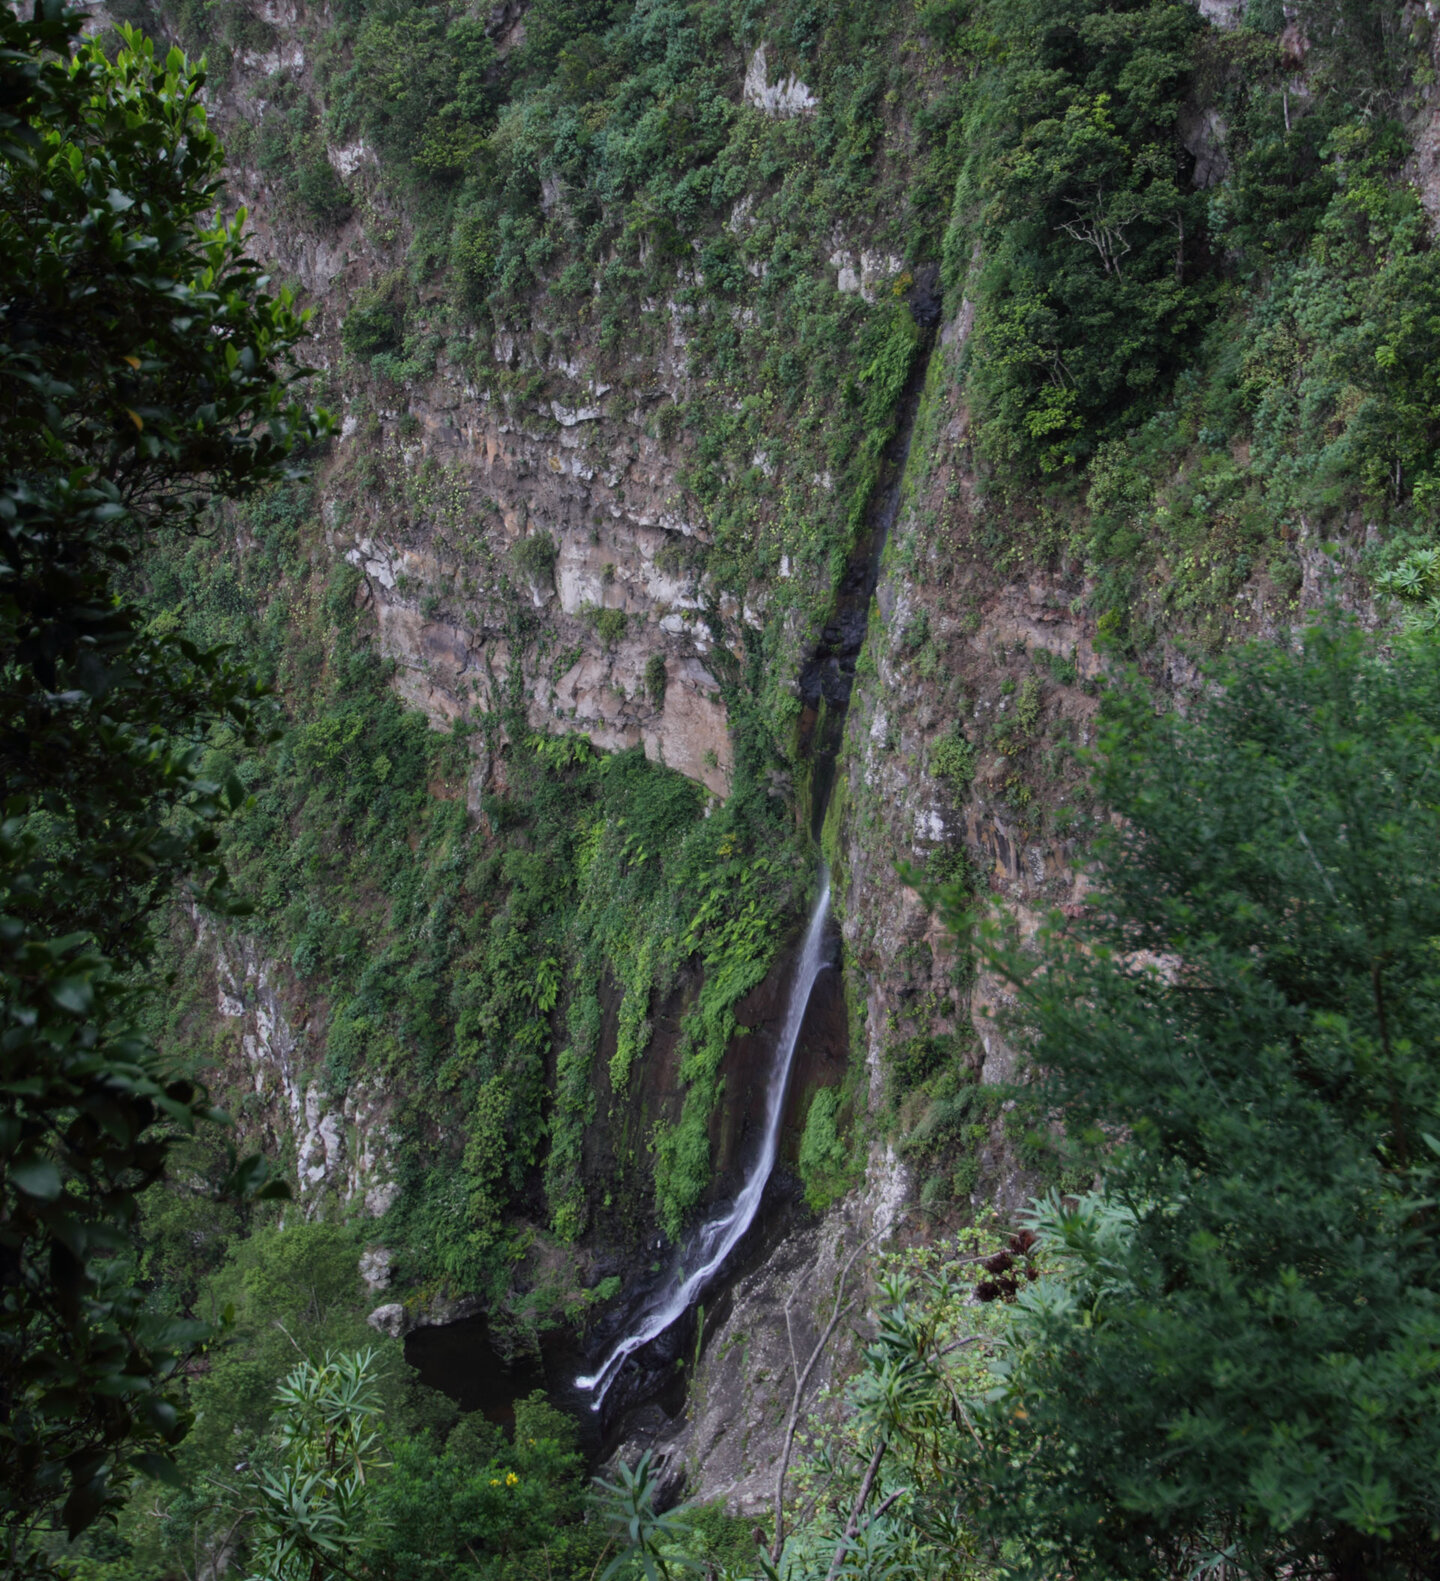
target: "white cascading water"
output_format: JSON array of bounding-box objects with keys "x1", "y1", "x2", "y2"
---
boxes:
[{"x1": 575, "y1": 871, "x2": 833, "y2": 1409}]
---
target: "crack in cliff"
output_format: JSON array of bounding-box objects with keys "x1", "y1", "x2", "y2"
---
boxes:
[{"x1": 567, "y1": 307, "x2": 943, "y2": 1443}]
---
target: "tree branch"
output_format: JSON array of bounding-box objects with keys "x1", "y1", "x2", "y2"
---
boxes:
[
  {"x1": 824, "y1": 1438, "x2": 888, "y2": 1581},
  {"x1": 770, "y1": 1223, "x2": 892, "y2": 1563}
]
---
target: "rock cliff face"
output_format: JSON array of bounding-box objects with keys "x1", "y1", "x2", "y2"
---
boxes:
[
  {"x1": 230, "y1": 109, "x2": 740, "y2": 799},
  {"x1": 670, "y1": 303, "x2": 1385, "y2": 1505},
  {"x1": 116, "y1": 0, "x2": 1416, "y2": 1513},
  {"x1": 162, "y1": 0, "x2": 933, "y2": 1243},
  {"x1": 197, "y1": 915, "x2": 400, "y2": 1219}
]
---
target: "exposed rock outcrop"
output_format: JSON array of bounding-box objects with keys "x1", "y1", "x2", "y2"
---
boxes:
[
  {"x1": 202, "y1": 919, "x2": 399, "y2": 1217},
  {"x1": 743, "y1": 44, "x2": 819, "y2": 117}
]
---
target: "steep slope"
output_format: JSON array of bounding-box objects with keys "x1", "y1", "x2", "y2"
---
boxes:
[
  {"x1": 130, "y1": 0, "x2": 966, "y2": 1385},
  {"x1": 104, "y1": 0, "x2": 1440, "y2": 1513}
]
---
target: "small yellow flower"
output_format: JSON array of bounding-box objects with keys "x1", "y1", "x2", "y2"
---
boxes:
[{"x1": 505, "y1": 1472, "x2": 519, "y2": 1487}]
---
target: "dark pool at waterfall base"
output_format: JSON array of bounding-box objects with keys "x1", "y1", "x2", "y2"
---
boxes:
[
  {"x1": 402, "y1": 1314, "x2": 545, "y2": 1426},
  {"x1": 401, "y1": 928, "x2": 849, "y2": 1460},
  {"x1": 404, "y1": 1177, "x2": 808, "y2": 1460}
]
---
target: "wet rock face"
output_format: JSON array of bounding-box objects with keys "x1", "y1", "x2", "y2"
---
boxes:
[
  {"x1": 616, "y1": 1209, "x2": 862, "y2": 1517},
  {"x1": 635, "y1": 1127, "x2": 910, "y2": 1513}
]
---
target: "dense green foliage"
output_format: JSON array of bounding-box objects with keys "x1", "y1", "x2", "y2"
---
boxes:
[
  {"x1": 245, "y1": 1348, "x2": 389, "y2": 1581},
  {"x1": 943, "y1": 620, "x2": 1440, "y2": 1578},
  {"x1": 943, "y1": 0, "x2": 1432, "y2": 484},
  {"x1": 924, "y1": 0, "x2": 1440, "y2": 657},
  {"x1": 142, "y1": 484, "x2": 804, "y2": 1290},
  {"x1": 0, "y1": 8, "x2": 319, "y2": 1547},
  {"x1": 795, "y1": 1087, "x2": 850, "y2": 1209},
  {"x1": 60, "y1": 1215, "x2": 682, "y2": 1581},
  {"x1": 951, "y1": 0, "x2": 1211, "y2": 473}
]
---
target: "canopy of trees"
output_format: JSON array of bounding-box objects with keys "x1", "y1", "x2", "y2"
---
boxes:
[
  {"x1": 945, "y1": 619, "x2": 1440, "y2": 1579},
  {"x1": 0, "y1": 2, "x2": 322, "y2": 1550}
]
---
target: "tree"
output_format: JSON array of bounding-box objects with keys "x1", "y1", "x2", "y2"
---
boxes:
[
  {"x1": 243, "y1": 1350, "x2": 388, "y2": 1581},
  {"x1": 955, "y1": 0, "x2": 1212, "y2": 473},
  {"x1": 0, "y1": 4, "x2": 323, "y2": 1550},
  {"x1": 947, "y1": 618, "x2": 1440, "y2": 1579},
  {"x1": 361, "y1": 1389, "x2": 603, "y2": 1581}
]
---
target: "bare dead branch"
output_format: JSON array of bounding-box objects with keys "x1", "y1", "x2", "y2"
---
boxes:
[
  {"x1": 770, "y1": 1222, "x2": 894, "y2": 1562},
  {"x1": 824, "y1": 1438, "x2": 888, "y2": 1581},
  {"x1": 1059, "y1": 192, "x2": 1141, "y2": 279}
]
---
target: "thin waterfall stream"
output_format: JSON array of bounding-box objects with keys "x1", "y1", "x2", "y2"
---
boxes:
[
  {"x1": 574, "y1": 297, "x2": 939, "y2": 1415},
  {"x1": 575, "y1": 876, "x2": 833, "y2": 1408}
]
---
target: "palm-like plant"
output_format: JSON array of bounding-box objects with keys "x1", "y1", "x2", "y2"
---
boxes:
[
  {"x1": 1377, "y1": 546, "x2": 1440, "y2": 628},
  {"x1": 246, "y1": 1350, "x2": 388, "y2": 1581},
  {"x1": 594, "y1": 1452, "x2": 696, "y2": 1581}
]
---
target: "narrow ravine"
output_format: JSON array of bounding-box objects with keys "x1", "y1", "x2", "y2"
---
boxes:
[
  {"x1": 576, "y1": 875, "x2": 833, "y2": 1408},
  {"x1": 575, "y1": 303, "x2": 941, "y2": 1418}
]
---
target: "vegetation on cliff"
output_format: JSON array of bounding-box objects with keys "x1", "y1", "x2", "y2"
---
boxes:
[
  {"x1": 940, "y1": 0, "x2": 1440, "y2": 655},
  {"x1": 12, "y1": 0, "x2": 1440, "y2": 1577},
  {"x1": 949, "y1": 619, "x2": 1440, "y2": 1579},
  {"x1": 135, "y1": 0, "x2": 1440, "y2": 1279},
  {"x1": 585, "y1": 619, "x2": 1440, "y2": 1581}
]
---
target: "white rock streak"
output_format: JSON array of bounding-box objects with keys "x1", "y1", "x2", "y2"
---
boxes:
[{"x1": 743, "y1": 44, "x2": 818, "y2": 118}]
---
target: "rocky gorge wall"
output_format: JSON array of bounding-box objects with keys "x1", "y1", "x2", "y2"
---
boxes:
[
  {"x1": 229, "y1": 47, "x2": 738, "y2": 798},
  {"x1": 133, "y1": 0, "x2": 961, "y2": 1318},
  {"x1": 106, "y1": 0, "x2": 1437, "y2": 1514}
]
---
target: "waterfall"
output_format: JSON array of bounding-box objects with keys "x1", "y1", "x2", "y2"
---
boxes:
[
  {"x1": 574, "y1": 307, "x2": 937, "y2": 1417},
  {"x1": 575, "y1": 872, "x2": 833, "y2": 1409}
]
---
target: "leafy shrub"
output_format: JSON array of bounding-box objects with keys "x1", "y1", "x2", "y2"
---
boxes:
[
  {"x1": 957, "y1": 619, "x2": 1440, "y2": 1579},
  {"x1": 654, "y1": 534, "x2": 705, "y2": 578},
  {"x1": 1243, "y1": 0, "x2": 1286, "y2": 30},
  {"x1": 797, "y1": 1088, "x2": 851, "y2": 1210},
  {"x1": 583, "y1": 603, "x2": 627, "y2": 646},
  {"x1": 451, "y1": 211, "x2": 495, "y2": 305},
  {"x1": 644, "y1": 652, "x2": 667, "y2": 707},
  {"x1": 1014, "y1": 675, "x2": 1042, "y2": 731},
  {"x1": 341, "y1": 280, "x2": 403, "y2": 359},
  {"x1": 1376, "y1": 545, "x2": 1440, "y2": 628},
  {"x1": 335, "y1": 9, "x2": 498, "y2": 175},
  {"x1": 1033, "y1": 646, "x2": 1079, "y2": 687},
  {"x1": 956, "y1": 0, "x2": 1214, "y2": 472},
  {"x1": 511, "y1": 530, "x2": 558, "y2": 590},
  {"x1": 892, "y1": 1033, "x2": 962, "y2": 1092},
  {"x1": 1237, "y1": 124, "x2": 1440, "y2": 520},
  {"x1": 917, "y1": 0, "x2": 972, "y2": 48},
  {"x1": 296, "y1": 153, "x2": 353, "y2": 227},
  {"x1": 931, "y1": 727, "x2": 976, "y2": 791}
]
